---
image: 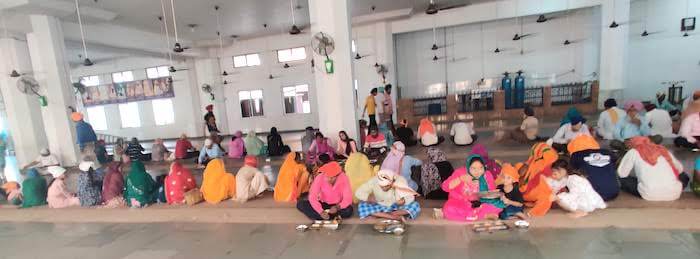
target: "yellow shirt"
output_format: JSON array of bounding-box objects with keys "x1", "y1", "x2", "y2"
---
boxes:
[{"x1": 365, "y1": 95, "x2": 376, "y2": 115}]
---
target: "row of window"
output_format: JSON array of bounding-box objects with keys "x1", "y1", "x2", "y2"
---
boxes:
[
  {"x1": 85, "y1": 84, "x2": 311, "y2": 130},
  {"x1": 233, "y1": 47, "x2": 307, "y2": 68},
  {"x1": 80, "y1": 66, "x2": 170, "y2": 87},
  {"x1": 86, "y1": 99, "x2": 175, "y2": 130}
]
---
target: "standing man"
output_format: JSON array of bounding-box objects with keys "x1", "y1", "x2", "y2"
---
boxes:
[
  {"x1": 72, "y1": 112, "x2": 99, "y2": 167},
  {"x1": 204, "y1": 105, "x2": 219, "y2": 135},
  {"x1": 383, "y1": 84, "x2": 395, "y2": 136},
  {"x1": 362, "y1": 88, "x2": 378, "y2": 128}
]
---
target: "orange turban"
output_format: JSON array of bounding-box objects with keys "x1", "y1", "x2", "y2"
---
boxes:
[
  {"x1": 567, "y1": 134, "x2": 600, "y2": 154},
  {"x1": 498, "y1": 163, "x2": 520, "y2": 183},
  {"x1": 319, "y1": 161, "x2": 342, "y2": 177},
  {"x1": 71, "y1": 112, "x2": 84, "y2": 122},
  {"x1": 1, "y1": 181, "x2": 19, "y2": 192}
]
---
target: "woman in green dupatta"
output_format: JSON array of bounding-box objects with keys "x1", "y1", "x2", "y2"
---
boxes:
[
  {"x1": 244, "y1": 130, "x2": 265, "y2": 156},
  {"x1": 124, "y1": 161, "x2": 157, "y2": 208},
  {"x1": 21, "y1": 168, "x2": 48, "y2": 208}
]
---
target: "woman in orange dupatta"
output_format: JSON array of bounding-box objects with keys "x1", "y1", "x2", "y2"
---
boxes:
[
  {"x1": 273, "y1": 152, "x2": 310, "y2": 202},
  {"x1": 517, "y1": 142, "x2": 559, "y2": 216},
  {"x1": 200, "y1": 159, "x2": 236, "y2": 204}
]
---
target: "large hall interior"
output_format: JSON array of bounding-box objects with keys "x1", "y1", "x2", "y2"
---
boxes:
[{"x1": 0, "y1": 0, "x2": 700, "y2": 258}]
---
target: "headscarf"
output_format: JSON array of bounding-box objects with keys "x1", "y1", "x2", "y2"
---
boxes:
[
  {"x1": 344, "y1": 152, "x2": 376, "y2": 202},
  {"x1": 164, "y1": 161, "x2": 197, "y2": 205},
  {"x1": 301, "y1": 127, "x2": 315, "y2": 153},
  {"x1": 567, "y1": 134, "x2": 600, "y2": 154},
  {"x1": 229, "y1": 131, "x2": 246, "y2": 158},
  {"x1": 102, "y1": 162, "x2": 124, "y2": 203},
  {"x1": 2, "y1": 182, "x2": 20, "y2": 194},
  {"x1": 244, "y1": 156, "x2": 258, "y2": 167},
  {"x1": 380, "y1": 141, "x2": 405, "y2": 173},
  {"x1": 206, "y1": 104, "x2": 214, "y2": 111},
  {"x1": 71, "y1": 112, "x2": 83, "y2": 122},
  {"x1": 421, "y1": 146, "x2": 449, "y2": 196},
  {"x1": 274, "y1": 153, "x2": 309, "y2": 202},
  {"x1": 497, "y1": 163, "x2": 520, "y2": 184},
  {"x1": 418, "y1": 118, "x2": 436, "y2": 137},
  {"x1": 319, "y1": 161, "x2": 342, "y2": 177},
  {"x1": 624, "y1": 100, "x2": 644, "y2": 112},
  {"x1": 377, "y1": 169, "x2": 418, "y2": 200},
  {"x1": 519, "y1": 143, "x2": 558, "y2": 194},
  {"x1": 466, "y1": 155, "x2": 504, "y2": 208},
  {"x1": 470, "y1": 144, "x2": 501, "y2": 179},
  {"x1": 124, "y1": 161, "x2": 157, "y2": 207},
  {"x1": 21, "y1": 168, "x2": 48, "y2": 208},
  {"x1": 270, "y1": 127, "x2": 279, "y2": 136},
  {"x1": 560, "y1": 107, "x2": 581, "y2": 126},
  {"x1": 627, "y1": 136, "x2": 680, "y2": 177},
  {"x1": 201, "y1": 159, "x2": 236, "y2": 204}
]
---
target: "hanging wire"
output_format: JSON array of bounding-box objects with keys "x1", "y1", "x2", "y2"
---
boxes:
[
  {"x1": 290, "y1": 0, "x2": 296, "y2": 26},
  {"x1": 160, "y1": 0, "x2": 173, "y2": 64},
  {"x1": 74, "y1": 0, "x2": 89, "y2": 59},
  {"x1": 480, "y1": 23, "x2": 485, "y2": 81},
  {"x1": 170, "y1": 0, "x2": 179, "y2": 43}
]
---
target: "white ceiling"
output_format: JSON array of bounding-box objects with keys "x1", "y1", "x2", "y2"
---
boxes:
[{"x1": 54, "y1": 0, "x2": 485, "y2": 41}]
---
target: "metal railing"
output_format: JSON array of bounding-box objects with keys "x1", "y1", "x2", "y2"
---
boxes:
[
  {"x1": 457, "y1": 88, "x2": 496, "y2": 112},
  {"x1": 551, "y1": 82, "x2": 592, "y2": 105},
  {"x1": 505, "y1": 87, "x2": 544, "y2": 109},
  {"x1": 96, "y1": 133, "x2": 123, "y2": 145},
  {"x1": 412, "y1": 96, "x2": 447, "y2": 116}
]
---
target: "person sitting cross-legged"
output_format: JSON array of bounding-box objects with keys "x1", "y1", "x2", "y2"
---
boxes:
[
  {"x1": 356, "y1": 169, "x2": 421, "y2": 221},
  {"x1": 547, "y1": 115, "x2": 591, "y2": 154},
  {"x1": 296, "y1": 162, "x2": 354, "y2": 220}
]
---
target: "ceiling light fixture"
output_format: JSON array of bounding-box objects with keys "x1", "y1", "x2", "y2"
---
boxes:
[
  {"x1": 289, "y1": 0, "x2": 301, "y2": 35},
  {"x1": 74, "y1": 0, "x2": 93, "y2": 66}
]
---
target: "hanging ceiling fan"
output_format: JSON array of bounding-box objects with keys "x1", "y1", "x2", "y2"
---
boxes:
[
  {"x1": 169, "y1": 0, "x2": 191, "y2": 52},
  {"x1": 74, "y1": 0, "x2": 93, "y2": 66},
  {"x1": 425, "y1": 0, "x2": 469, "y2": 15},
  {"x1": 288, "y1": 0, "x2": 302, "y2": 35}
]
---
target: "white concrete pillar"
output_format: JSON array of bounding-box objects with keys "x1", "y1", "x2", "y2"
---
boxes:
[
  {"x1": 26, "y1": 15, "x2": 79, "y2": 166},
  {"x1": 308, "y1": 0, "x2": 359, "y2": 139},
  {"x1": 194, "y1": 58, "x2": 229, "y2": 135},
  {"x1": 598, "y1": 0, "x2": 630, "y2": 107},
  {"x1": 0, "y1": 38, "x2": 49, "y2": 166}
]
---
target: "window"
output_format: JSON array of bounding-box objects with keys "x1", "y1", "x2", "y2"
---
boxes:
[
  {"x1": 277, "y1": 47, "x2": 307, "y2": 62},
  {"x1": 282, "y1": 84, "x2": 311, "y2": 114},
  {"x1": 239, "y1": 90, "x2": 264, "y2": 117},
  {"x1": 80, "y1": 75, "x2": 100, "y2": 87},
  {"x1": 233, "y1": 53, "x2": 261, "y2": 68},
  {"x1": 118, "y1": 102, "x2": 141, "y2": 128},
  {"x1": 86, "y1": 106, "x2": 108, "y2": 131},
  {"x1": 146, "y1": 66, "x2": 170, "y2": 79},
  {"x1": 112, "y1": 71, "x2": 134, "y2": 83},
  {"x1": 152, "y1": 99, "x2": 175, "y2": 125}
]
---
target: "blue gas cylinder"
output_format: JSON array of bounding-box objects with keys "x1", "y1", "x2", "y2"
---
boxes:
[
  {"x1": 515, "y1": 70, "x2": 525, "y2": 108},
  {"x1": 502, "y1": 72, "x2": 512, "y2": 109}
]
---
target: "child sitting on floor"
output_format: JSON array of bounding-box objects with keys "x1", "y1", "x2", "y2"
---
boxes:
[
  {"x1": 549, "y1": 159, "x2": 607, "y2": 218},
  {"x1": 496, "y1": 164, "x2": 526, "y2": 220}
]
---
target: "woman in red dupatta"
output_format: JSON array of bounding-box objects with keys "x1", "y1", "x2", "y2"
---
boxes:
[{"x1": 165, "y1": 162, "x2": 197, "y2": 205}]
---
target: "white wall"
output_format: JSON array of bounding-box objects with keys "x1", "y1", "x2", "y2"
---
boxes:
[
  {"x1": 395, "y1": 7, "x2": 601, "y2": 98},
  {"x1": 215, "y1": 33, "x2": 319, "y2": 134},
  {"x1": 626, "y1": 0, "x2": 700, "y2": 101},
  {"x1": 70, "y1": 56, "x2": 202, "y2": 140}
]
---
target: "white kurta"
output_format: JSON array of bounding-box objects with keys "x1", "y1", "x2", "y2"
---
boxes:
[
  {"x1": 450, "y1": 122, "x2": 475, "y2": 145},
  {"x1": 556, "y1": 175, "x2": 607, "y2": 213},
  {"x1": 597, "y1": 107, "x2": 626, "y2": 140},
  {"x1": 617, "y1": 149, "x2": 684, "y2": 201},
  {"x1": 645, "y1": 109, "x2": 675, "y2": 138}
]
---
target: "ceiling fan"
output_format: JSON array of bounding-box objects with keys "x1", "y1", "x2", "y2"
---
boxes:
[
  {"x1": 425, "y1": 0, "x2": 468, "y2": 15},
  {"x1": 288, "y1": 0, "x2": 302, "y2": 35},
  {"x1": 74, "y1": 0, "x2": 93, "y2": 66},
  {"x1": 169, "y1": 0, "x2": 191, "y2": 52}
]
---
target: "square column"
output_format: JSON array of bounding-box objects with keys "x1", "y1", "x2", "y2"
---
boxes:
[
  {"x1": 0, "y1": 38, "x2": 48, "y2": 166},
  {"x1": 27, "y1": 15, "x2": 79, "y2": 166},
  {"x1": 308, "y1": 0, "x2": 359, "y2": 139},
  {"x1": 598, "y1": 0, "x2": 630, "y2": 107}
]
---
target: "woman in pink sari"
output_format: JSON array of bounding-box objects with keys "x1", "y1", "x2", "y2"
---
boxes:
[
  {"x1": 470, "y1": 144, "x2": 502, "y2": 180},
  {"x1": 164, "y1": 162, "x2": 197, "y2": 204},
  {"x1": 307, "y1": 132, "x2": 335, "y2": 164},
  {"x1": 441, "y1": 155, "x2": 503, "y2": 221},
  {"x1": 228, "y1": 131, "x2": 246, "y2": 159}
]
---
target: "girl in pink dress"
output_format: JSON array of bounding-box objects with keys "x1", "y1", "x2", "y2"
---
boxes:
[{"x1": 441, "y1": 155, "x2": 504, "y2": 221}]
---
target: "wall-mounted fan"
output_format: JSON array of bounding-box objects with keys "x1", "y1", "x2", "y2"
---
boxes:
[
  {"x1": 201, "y1": 84, "x2": 215, "y2": 100},
  {"x1": 17, "y1": 76, "x2": 48, "y2": 106},
  {"x1": 312, "y1": 32, "x2": 335, "y2": 56}
]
